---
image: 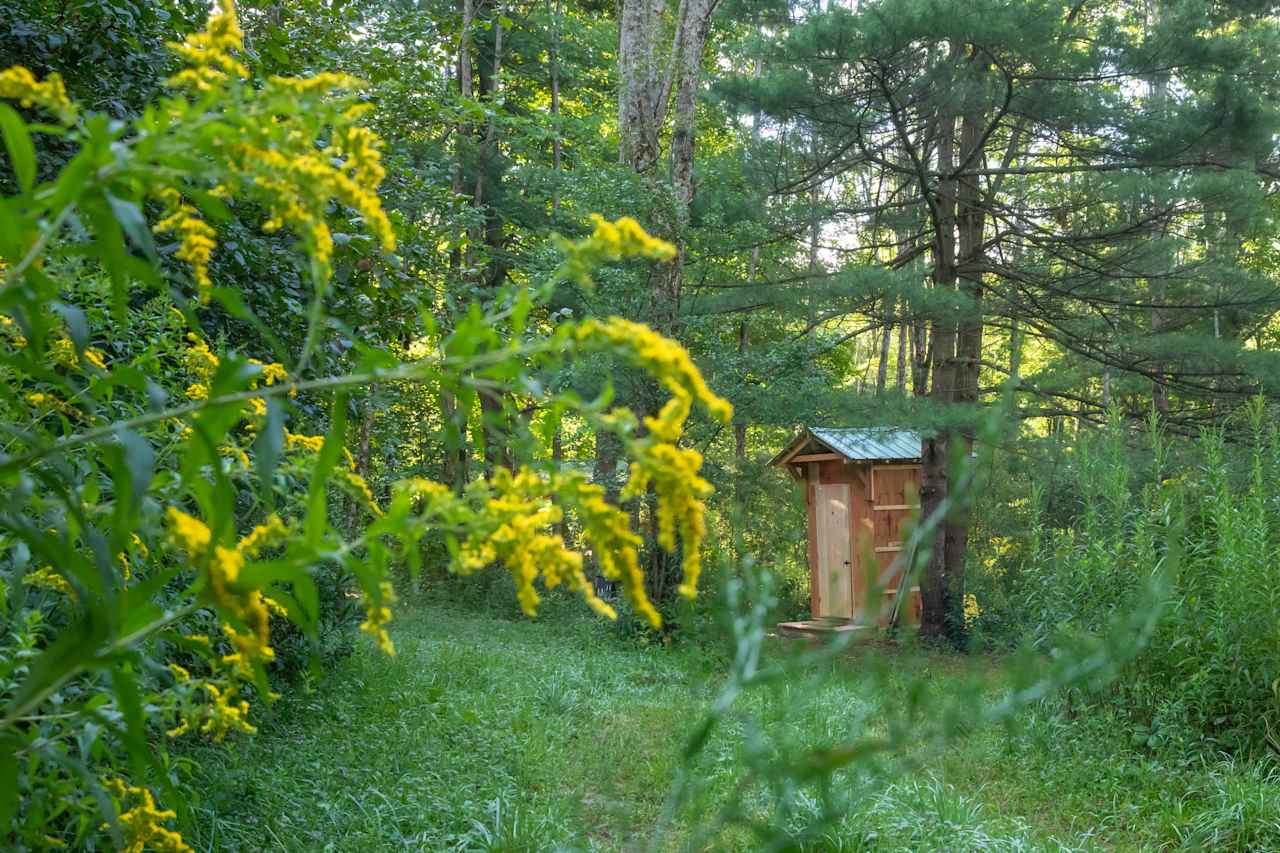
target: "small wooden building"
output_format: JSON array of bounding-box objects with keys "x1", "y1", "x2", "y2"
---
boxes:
[{"x1": 769, "y1": 427, "x2": 923, "y2": 629}]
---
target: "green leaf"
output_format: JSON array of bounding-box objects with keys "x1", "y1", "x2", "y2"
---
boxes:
[
  {"x1": 105, "y1": 191, "x2": 158, "y2": 262},
  {"x1": 111, "y1": 664, "x2": 151, "y2": 781},
  {"x1": 0, "y1": 104, "x2": 36, "y2": 193},
  {"x1": 305, "y1": 393, "x2": 348, "y2": 547},
  {"x1": 0, "y1": 733, "x2": 17, "y2": 831},
  {"x1": 254, "y1": 396, "x2": 285, "y2": 508}
]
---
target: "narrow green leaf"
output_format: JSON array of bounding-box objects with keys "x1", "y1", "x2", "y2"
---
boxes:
[
  {"x1": 254, "y1": 397, "x2": 285, "y2": 508},
  {"x1": 0, "y1": 103, "x2": 36, "y2": 193},
  {"x1": 105, "y1": 192, "x2": 158, "y2": 261},
  {"x1": 305, "y1": 393, "x2": 348, "y2": 547}
]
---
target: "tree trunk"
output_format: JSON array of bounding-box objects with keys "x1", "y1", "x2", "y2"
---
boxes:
[
  {"x1": 919, "y1": 97, "x2": 959, "y2": 644},
  {"x1": 617, "y1": 0, "x2": 666, "y2": 170},
  {"x1": 876, "y1": 301, "x2": 892, "y2": 392},
  {"x1": 896, "y1": 319, "x2": 908, "y2": 389}
]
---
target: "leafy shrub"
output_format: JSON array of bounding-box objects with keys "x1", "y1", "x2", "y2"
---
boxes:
[
  {"x1": 976, "y1": 403, "x2": 1280, "y2": 752},
  {"x1": 0, "y1": 3, "x2": 733, "y2": 846}
]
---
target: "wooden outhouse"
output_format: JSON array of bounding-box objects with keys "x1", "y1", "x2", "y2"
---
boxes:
[{"x1": 769, "y1": 427, "x2": 923, "y2": 629}]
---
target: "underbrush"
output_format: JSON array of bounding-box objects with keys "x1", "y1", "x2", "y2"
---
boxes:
[{"x1": 970, "y1": 402, "x2": 1280, "y2": 755}]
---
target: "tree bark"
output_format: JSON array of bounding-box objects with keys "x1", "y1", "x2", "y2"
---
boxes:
[{"x1": 919, "y1": 95, "x2": 959, "y2": 644}]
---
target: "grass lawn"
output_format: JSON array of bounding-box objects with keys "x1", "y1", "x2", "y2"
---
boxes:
[{"x1": 179, "y1": 603, "x2": 1279, "y2": 851}]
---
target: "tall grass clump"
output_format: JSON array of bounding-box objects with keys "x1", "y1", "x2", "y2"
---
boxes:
[{"x1": 977, "y1": 400, "x2": 1280, "y2": 753}]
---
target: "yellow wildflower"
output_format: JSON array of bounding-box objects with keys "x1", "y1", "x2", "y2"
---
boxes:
[
  {"x1": 359, "y1": 581, "x2": 397, "y2": 656},
  {"x1": 166, "y1": 508, "x2": 275, "y2": 673},
  {"x1": 24, "y1": 566, "x2": 73, "y2": 596},
  {"x1": 234, "y1": 141, "x2": 394, "y2": 282},
  {"x1": 570, "y1": 317, "x2": 731, "y2": 602},
  {"x1": 262, "y1": 596, "x2": 288, "y2": 618},
  {"x1": 185, "y1": 383, "x2": 208, "y2": 400},
  {"x1": 184, "y1": 333, "x2": 219, "y2": 379},
  {"x1": 155, "y1": 198, "x2": 217, "y2": 303},
  {"x1": 576, "y1": 317, "x2": 733, "y2": 425},
  {"x1": 284, "y1": 430, "x2": 325, "y2": 453},
  {"x1": 165, "y1": 0, "x2": 247, "y2": 93},
  {"x1": 963, "y1": 594, "x2": 982, "y2": 629},
  {"x1": 218, "y1": 443, "x2": 250, "y2": 469},
  {"x1": 341, "y1": 469, "x2": 382, "y2": 517},
  {"x1": 221, "y1": 620, "x2": 273, "y2": 676},
  {"x1": 587, "y1": 214, "x2": 677, "y2": 261},
  {"x1": 556, "y1": 473, "x2": 654, "y2": 625},
  {"x1": 198, "y1": 682, "x2": 256, "y2": 741},
  {"x1": 103, "y1": 778, "x2": 193, "y2": 853},
  {"x1": 259, "y1": 362, "x2": 288, "y2": 385},
  {"x1": 49, "y1": 336, "x2": 77, "y2": 368},
  {"x1": 0, "y1": 65, "x2": 76, "y2": 123},
  {"x1": 25, "y1": 391, "x2": 47, "y2": 407},
  {"x1": 455, "y1": 468, "x2": 625, "y2": 623},
  {"x1": 83, "y1": 347, "x2": 107, "y2": 370},
  {"x1": 167, "y1": 663, "x2": 191, "y2": 683},
  {"x1": 166, "y1": 507, "x2": 211, "y2": 555},
  {"x1": 0, "y1": 314, "x2": 27, "y2": 347},
  {"x1": 131, "y1": 533, "x2": 149, "y2": 559},
  {"x1": 236, "y1": 513, "x2": 287, "y2": 558}
]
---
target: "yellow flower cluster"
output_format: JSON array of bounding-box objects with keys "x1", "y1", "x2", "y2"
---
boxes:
[
  {"x1": 166, "y1": 507, "x2": 210, "y2": 554},
  {"x1": 0, "y1": 65, "x2": 75, "y2": 123},
  {"x1": 185, "y1": 333, "x2": 219, "y2": 379},
  {"x1": 156, "y1": 193, "x2": 218, "y2": 303},
  {"x1": 284, "y1": 430, "x2": 325, "y2": 453},
  {"x1": 262, "y1": 595, "x2": 289, "y2": 618},
  {"x1": 460, "y1": 468, "x2": 618, "y2": 620},
  {"x1": 359, "y1": 580, "x2": 397, "y2": 656},
  {"x1": 587, "y1": 214, "x2": 677, "y2": 261},
  {"x1": 266, "y1": 71, "x2": 363, "y2": 96},
  {"x1": 103, "y1": 778, "x2": 192, "y2": 853},
  {"x1": 621, "y1": 437, "x2": 713, "y2": 600},
  {"x1": 23, "y1": 566, "x2": 73, "y2": 596},
  {"x1": 341, "y1": 469, "x2": 383, "y2": 517},
  {"x1": 165, "y1": 508, "x2": 275, "y2": 673},
  {"x1": 185, "y1": 383, "x2": 208, "y2": 400},
  {"x1": 237, "y1": 513, "x2": 287, "y2": 558},
  {"x1": 49, "y1": 336, "x2": 77, "y2": 368},
  {"x1": 963, "y1": 593, "x2": 982, "y2": 629},
  {"x1": 555, "y1": 473, "x2": 658, "y2": 625},
  {"x1": 0, "y1": 313, "x2": 27, "y2": 347},
  {"x1": 218, "y1": 443, "x2": 251, "y2": 469},
  {"x1": 258, "y1": 361, "x2": 288, "y2": 386},
  {"x1": 145, "y1": 0, "x2": 395, "y2": 298},
  {"x1": 165, "y1": 0, "x2": 247, "y2": 93},
  {"x1": 558, "y1": 215, "x2": 676, "y2": 286},
  {"x1": 114, "y1": 533, "x2": 149, "y2": 585},
  {"x1": 572, "y1": 317, "x2": 733, "y2": 601},
  {"x1": 576, "y1": 317, "x2": 733, "y2": 425},
  {"x1": 197, "y1": 681, "x2": 257, "y2": 740},
  {"x1": 234, "y1": 140, "x2": 394, "y2": 281}
]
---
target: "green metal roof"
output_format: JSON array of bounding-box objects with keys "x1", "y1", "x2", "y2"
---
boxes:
[
  {"x1": 771, "y1": 427, "x2": 922, "y2": 465},
  {"x1": 810, "y1": 427, "x2": 921, "y2": 460}
]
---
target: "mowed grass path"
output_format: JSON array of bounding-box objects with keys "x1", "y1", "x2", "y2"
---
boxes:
[{"x1": 181, "y1": 604, "x2": 1273, "y2": 851}]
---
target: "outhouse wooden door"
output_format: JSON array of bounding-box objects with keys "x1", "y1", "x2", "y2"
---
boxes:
[{"x1": 814, "y1": 483, "x2": 853, "y2": 618}]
